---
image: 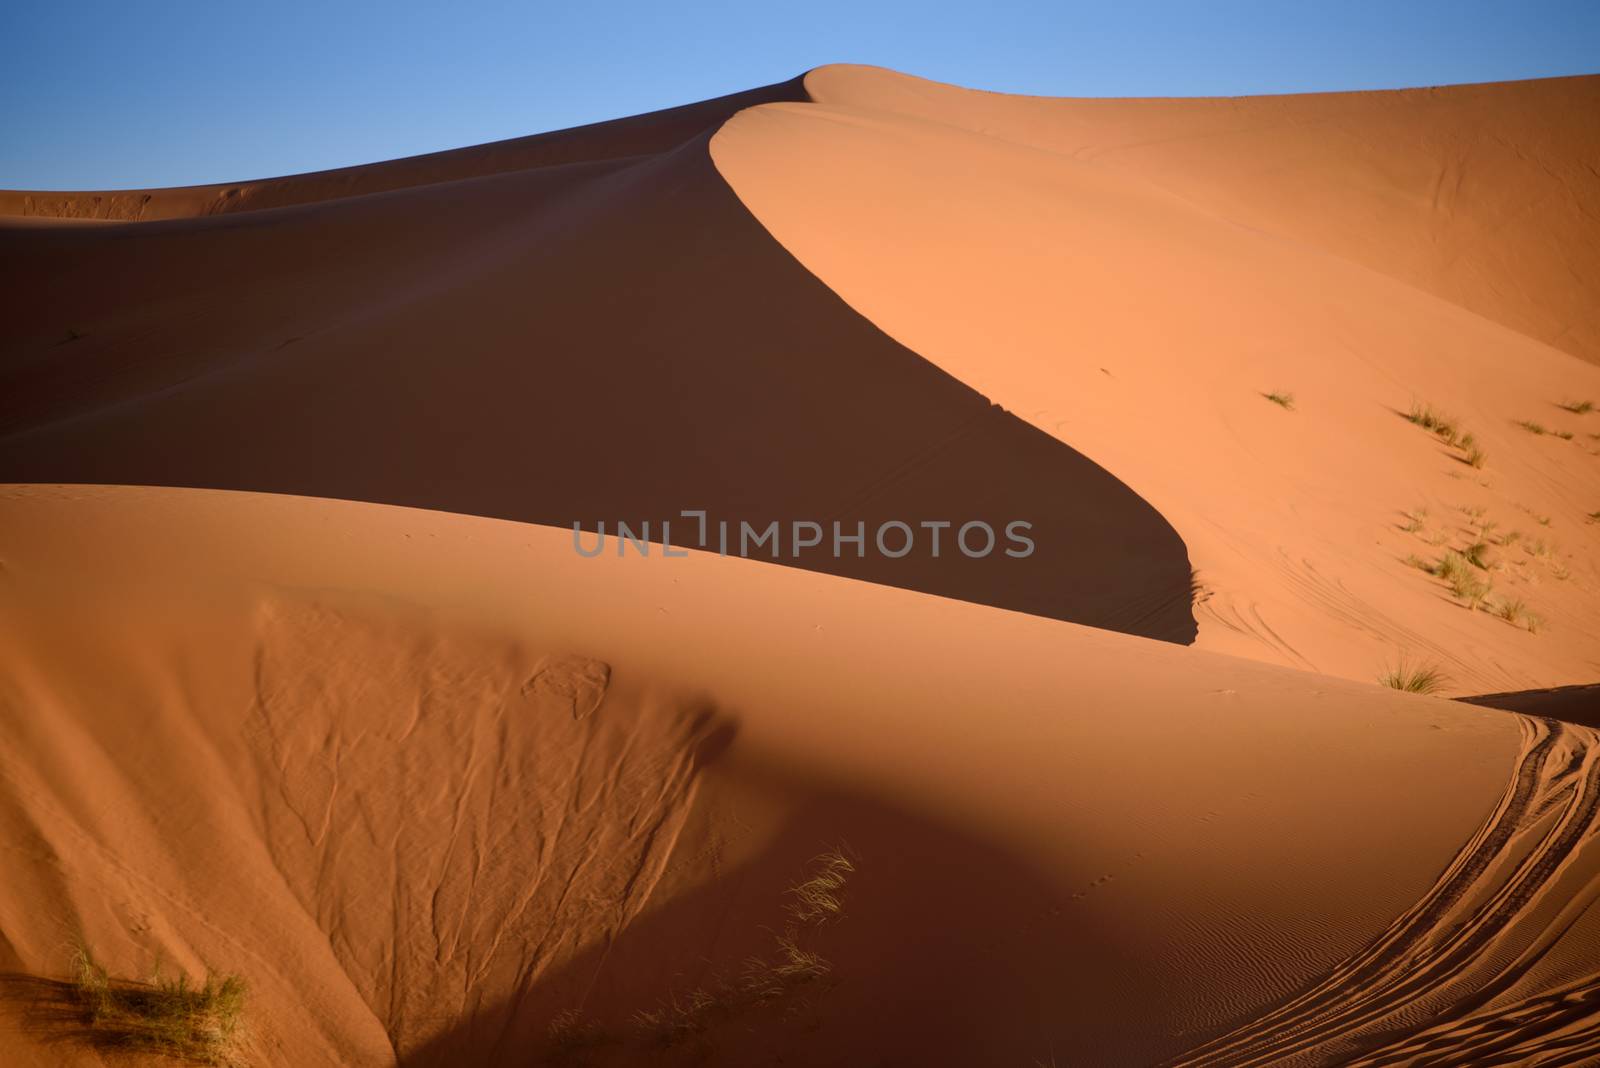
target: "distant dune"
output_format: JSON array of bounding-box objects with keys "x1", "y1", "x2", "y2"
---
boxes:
[{"x1": 2, "y1": 65, "x2": 1599, "y2": 1066}]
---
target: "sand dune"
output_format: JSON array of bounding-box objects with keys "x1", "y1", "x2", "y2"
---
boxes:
[
  {"x1": 713, "y1": 65, "x2": 1600, "y2": 693},
  {"x1": 8, "y1": 484, "x2": 1598, "y2": 1067},
  {"x1": 0, "y1": 106, "x2": 1193, "y2": 642},
  {"x1": 2, "y1": 63, "x2": 1599, "y2": 1067}
]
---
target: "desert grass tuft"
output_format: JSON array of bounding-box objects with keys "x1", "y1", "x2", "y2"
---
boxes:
[
  {"x1": 1463, "y1": 541, "x2": 1491, "y2": 570},
  {"x1": 1427, "y1": 551, "x2": 1490, "y2": 607},
  {"x1": 562, "y1": 849, "x2": 857, "y2": 1058},
  {"x1": 1379, "y1": 660, "x2": 1448, "y2": 695},
  {"x1": 1405, "y1": 402, "x2": 1484, "y2": 465},
  {"x1": 1560, "y1": 399, "x2": 1595, "y2": 415},
  {"x1": 1263, "y1": 391, "x2": 1295, "y2": 411},
  {"x1": 1407, "y1": 402, "x2": 1457, "y2": 439},
  {"x1": 70, "y1": 948, "x2": 246, "y2": 1065},
  {"x1": 1518, "y1": 420, "x2": 1549, "y2": 435},
  {"x1": 1493, "y1": 598, "x2": 1544, "y2": 633},
  {"x1": 785, "y1": 851, "x2": 856, "y2": 926}
]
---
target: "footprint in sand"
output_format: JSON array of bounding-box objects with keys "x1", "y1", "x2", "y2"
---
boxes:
[{"x1": 522, "y1": 655, "x2": 611, "y2": 720}]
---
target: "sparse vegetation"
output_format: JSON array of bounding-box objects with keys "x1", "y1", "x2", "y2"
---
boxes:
[
  {"x1": 1263, "y1": 391, "x2": 1296, "y2": 411},
  {"x1": 1493, "y1": 598, "x2": 1544, "y2": 633},
  {"x1": 1426, "y1": 550, "x2": 1491, "y2": 608},
  {"x1": 1519, "y1": 420, "x2": 1549, "y2": 435},
  {"x1": 1379, "y1": 661, "x2": 1448, "y2": 695},
  {"x1": 1405, "y1": 402, "x2": 1484, "y2": 466},
  {"x1": 1553, "y1": 429, "x2": 1575, "y2": 441},
  {"x1": 69, "y1": 947, "x2": 246, "y2": 1065},
  {"x1": 1407, "y1": 402, "x2": 1463, "y2": 443},
  {"x1": 1560, "y1": 399, "x2": 1595, "y2": 415},
  {"x1": 549, "y1": 850, "x2": 856, "y2": 1061},
  {"x1": 1463, "y1": 541, "x2": 1491, "y2": 570}
]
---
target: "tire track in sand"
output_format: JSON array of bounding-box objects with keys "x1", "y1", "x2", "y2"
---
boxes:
[{"x1": 1167, "y1": 715, "x2": 1600, "y2": 1066}]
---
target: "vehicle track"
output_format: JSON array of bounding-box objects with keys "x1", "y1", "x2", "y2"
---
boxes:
[{"x1": 1167, "y1": 715, "x2": 1600, "y2": 1066}]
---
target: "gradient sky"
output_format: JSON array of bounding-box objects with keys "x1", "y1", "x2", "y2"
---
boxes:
[{"x1": 6, "y1": 0, "x2": 1598, "y2": 190}]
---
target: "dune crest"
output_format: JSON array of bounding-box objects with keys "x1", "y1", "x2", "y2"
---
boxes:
[{"x1": 711, "y1": 64, "x2": 1600, "y2": 691}]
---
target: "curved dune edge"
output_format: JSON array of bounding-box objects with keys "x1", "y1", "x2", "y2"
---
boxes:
[
  {"x1": 710, "y1": 64, "x2": 1600, "y2": 693},
  {"x1": 0, "y1": 96, "x2": 1200, "y2": 642},
  {"x1": 7, "y1": 484, "x2": 1600, "y2": 1066},
  {"x1": 0, "y1": 79, "x2": 809, "y2": 220}
]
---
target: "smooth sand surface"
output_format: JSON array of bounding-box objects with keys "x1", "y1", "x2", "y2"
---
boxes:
[
  {"x1": 712, "y1": 65, "x2": 1600, "y2": 694},
  {"x1": 2, "y1": 65, "x2": 1599, "y2": 1067},
  {"x1": 8, "y1": 484, "x2": 1597, "y2": 1067}
]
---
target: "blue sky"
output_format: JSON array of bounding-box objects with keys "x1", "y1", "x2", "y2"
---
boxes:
[{"x1": 5, "y1": 0, "x2": 1597, "y2": 190}]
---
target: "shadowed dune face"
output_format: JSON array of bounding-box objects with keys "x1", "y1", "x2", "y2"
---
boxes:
[
  {"x1": 5, "y1": 65, "x2": 1600, "y2": 1068},
  {"x1": 0, "y1": 129, "x2": 1196, "y2": 642},
  {"x1": 3, "y1": 487, "x2": 1572, "y2": 1066},
  {"x1": 711, "y1": 65, "x2": 1600, "y2": 692},
  {"x1": 0, "y1": 79, "x2": 809, "y2": 221}
]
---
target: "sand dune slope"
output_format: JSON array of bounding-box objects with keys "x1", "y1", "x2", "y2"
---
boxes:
[
  {"x1": 4, "y1": 485, "x2": 1599, "y2": 1066},
  {"x1": 0, "y1": 79, "x2": 808, "y2": 220},
  {"x1": 712, "y1": 65, "x2": 1600, "y2": 693},
  {"x1": 0, "y1": 115, "x2": 1193, "y2": 641}
]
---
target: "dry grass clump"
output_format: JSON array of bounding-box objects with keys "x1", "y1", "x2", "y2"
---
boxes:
[
  {"x1": 1559, "y1": 399, "x2": 1595, "y2": 415},
  {"x1": 1262, "y1": 391, "x2": 1295, "y2": 411},
  {"x1": 1379, "y1": 660, "x2": 1448, "y2": 695},
  {"x1": 1426, "y1": 551, "x2": 1491, "y2": 608},
  {"x1": 1406, "y1": 402, "x2": 1484, "y2": 466},
  {"x1": 1463, "y1": 540, "x2": 1491, "y2": 570},
  {"x1": 1520, "y1": 419, "x2": 1576, "y2": 440},
  {"x1": 1493, "y1": 598, "x2": 1544, "y2": 633},
  {"x1": 1407, "y1": 402, "x2": 1461, "y2": 441},
  {"x1": 784, "y1": 852, "x2": 854, "y2": 925},
  {"x1": 70, "y1": 948, "x2": 246, "y2": 1065},
  {"x1": 551, "y1": 850, "x2": 856, "y2": 1061}
]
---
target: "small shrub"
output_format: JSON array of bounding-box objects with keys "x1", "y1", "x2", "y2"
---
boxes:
[
  {"x1": 1518, "y1": 420, "x2": 1548, "y2": 435},
  {"x1": 1379, "y1": 661, "x2": 1448, "y2": 695},
  {"x1": 1554, "y1": 429, "x2": 1574, "y2": 441},
  {"x1": 71, "y1": 948, "x2": 246, "y2": 1065},
  {"x1": 1560, "y1": 399, "x2": 1595, "y2": 414},
  {"x1": 1263, "y1": 391, "x2": 1295, "y2": 411},
  {"x1": 1407, "y1": 402, "x2": 1460, "y2": 442},
  {"x1": 1464, "y1": 444, "x2": 1488, "y2": 468},
  {"x1": 1428, "y1": 551, "x2": 1489, "y2": 607},
  {"x1": 1464, "y1": 541, "x2": 1491, "y2": 569}
]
